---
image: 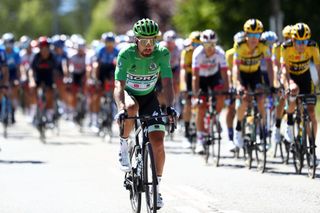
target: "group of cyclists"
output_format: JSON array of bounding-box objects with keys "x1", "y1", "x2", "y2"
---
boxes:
[
  {"x1": 0, "y1": 30, "x2": 132, "y2": 133},
  {"x1": 0, "y1": 17, "x2": 319, "y2": 210}
]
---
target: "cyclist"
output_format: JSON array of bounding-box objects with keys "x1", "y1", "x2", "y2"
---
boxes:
[
  {"x1": 225, "y1": 31, "x2": 245, "y2": 148},
  {"x1": 180, "y1": 31, "x2": 201, "y2": 140},
  {"x1": 233, "y1": 19, "x2": 274, "y2": 148},
  {"x1": 67, "y1": 39, "x2": 87, "y2": 122},
  {"x1": 2, "y1": 33, "x2": 21, "y2": 123},
  {"x1": 281, "y1": 23, "x2": 320, "y2": 147},
  {"x1": 51, "y1": 35, "x2": 69, "y2": 117},
  {"x1": 30, "y1": 36, "x2": 57, "y2": 124},
  {"x1": 0, "y1": 45, "x2": 9, "y2": 106},
  {"x1": 271, "y1": 25, "x2": 292, "y2": 144},
  {"x1": 159, "y1": 30, "x2": 181, "y2": 108},
  {"x1": 19, "y1": 35, "x2": 36, "y2": 122},
  {"x1": 90, "y1": 32, "x2": 118, "y2": 132},
  {"x1": 114, "y1": 18, "x2": 176, "y2": 209},
  {"x1": 192, "y1": 29, "x2": 228, "y2": 153}
]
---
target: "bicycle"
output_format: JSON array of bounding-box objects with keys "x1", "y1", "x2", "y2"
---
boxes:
[
  {"x1": 98, "y1": 81, "x2": 114, "y2": 141},
  {"x1": 198, "y1": 90, "x2": 231, "y2": 166},
  {"x1": 34, "y1": 85, "x2": 48, "y2": 143},
  {"x1": 290, "y1": 93, "x2": 320, "y2": 178},
  {"x1": 240, "y1": 90, "x2": 268, "y2": 173},
  {"x1": 120, "y1": 113, "x2": 176, "y2": 213},
  {"x1": 0, "y1": 85, "x2": 12, "y2": 138}
]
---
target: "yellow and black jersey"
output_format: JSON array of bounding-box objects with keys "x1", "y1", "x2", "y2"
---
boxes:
[
  {"x1": 280, "y1": 39, "x2": 320, "y2": 75},
  {"x1": 233, "y1": 39, "x2": 271, "y2": 73},
  {"x1": 225, "y1": 47, "x2": 235, "y2": 70},
  {"x1": 180, "y1": 46, "x2": 194, "y2": 74},
  {"x1": 272, "y1": 42, "x2": 281, "y2": 64}
]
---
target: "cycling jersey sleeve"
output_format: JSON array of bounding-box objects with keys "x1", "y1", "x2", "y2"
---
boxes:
[
  {"x1": 114, "y1": 49, "x2": 130, "y2": 81},
  {"x1": 311, "y1": 45, "x2": 320, "y2": 65},
  {"x1": 159, "y1": 47, "x2": 173, "y2": 78},
  {"x1": 192, "y1": 46, "x2": 202, "y2": 70}
]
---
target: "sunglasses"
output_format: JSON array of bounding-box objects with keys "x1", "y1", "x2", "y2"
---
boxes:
[
  {"x1": 203, "y1": 42, "x2": 215, "y2": 48},
  {"x1": 295, "y1": 39, "x2": 308, "y2": 45},
  {"x1": 137, "y1": 38, "x2": 156, "y2": 47},
  {"x1": 192, "y1": 42, "x2": 201, "y2": 47},
  {"x1": 247, "y1": 33, "x2": 261, "y2": 39}
]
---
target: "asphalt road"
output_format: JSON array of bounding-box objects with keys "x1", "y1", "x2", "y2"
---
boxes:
[{"x1": 0, "y1": 113, "x2": 320, "y2": 213}]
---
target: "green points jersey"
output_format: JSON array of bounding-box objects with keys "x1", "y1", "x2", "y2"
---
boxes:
[{"x1": 115, "y1": 44, "x2": 173, "y2": 96}]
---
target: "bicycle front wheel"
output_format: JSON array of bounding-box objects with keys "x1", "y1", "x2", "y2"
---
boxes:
[
  {"x1": 306, "y1": 123, "x2": 317, "y2": 179},
  {"x1": 211, "y1": 120, "x2": 221, "y2": 167},
  {"x1": 127, "y1": 144, "x2": 142, "y2": 213},
  {"x1": 143, "y1": 142, "x2": 158, "y2": 212}
]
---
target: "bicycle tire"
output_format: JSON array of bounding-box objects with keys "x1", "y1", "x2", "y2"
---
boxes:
[
  {"x1": 127, "y1": 144, "x2": 142, "y2": 213},
  {"x1": 144, "y1": 142, "x2": 158, "y2": 212},
  {"x1": 212, "y1": 120, "x2": 221, "y2": 167},
  {"x1": 257, "y1": 120, "x2": 267, "y2": 173},
  {"x1": 306, "y1": 123, "x2": 317, "y2": 179},
  {"x1": 292, "y1": 136, "x2": 304, "y2": 174}
]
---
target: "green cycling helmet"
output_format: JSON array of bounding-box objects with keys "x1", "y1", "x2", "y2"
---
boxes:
[{"x1": 133, "y1": 18, "x2": 159, "y2": 37}]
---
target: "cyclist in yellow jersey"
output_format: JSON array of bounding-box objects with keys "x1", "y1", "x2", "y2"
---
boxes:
[
  {"x1": 271, "y1": 25, "x2": 292, "y2": 144},
  {"x1": 233, "y1": 19, "x2": 274, "y2": 148},
  {"x1": 281, "y1": 23, "x2": 320, "y2": 145},
  {"x1": 225, "y1": 31, "x2": 245, "y2": 148},
  {"x1": 180, "y1": 31, "x2": 201, "y2": 140}
]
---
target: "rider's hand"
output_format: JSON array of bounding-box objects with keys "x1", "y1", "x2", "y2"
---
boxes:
[
  {"x1": 166, "y1": 106, "x2": 179, "y2": 123},
  {"x1": 114, "y1": 109, "x2": 127, "y2": 123},
  {"x1": 166, "y1": 106, "x2": 178, "y2": 117}
]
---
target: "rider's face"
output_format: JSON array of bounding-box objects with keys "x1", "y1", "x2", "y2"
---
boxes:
[
  {"x1": 293, "y1": 39, "x2": 308, "y2": 53},
  {"x1": 136, "y1": 37, "x2": 156, "y2": 57}
]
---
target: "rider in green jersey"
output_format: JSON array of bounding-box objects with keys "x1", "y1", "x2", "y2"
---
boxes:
[{"x1": 114, "y1": 18, "x2": 177, "y2": 209}]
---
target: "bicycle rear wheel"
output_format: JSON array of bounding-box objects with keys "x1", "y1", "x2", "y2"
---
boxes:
[{"x1": 144, "y1": 142, "x2": 158, "y2": 212}]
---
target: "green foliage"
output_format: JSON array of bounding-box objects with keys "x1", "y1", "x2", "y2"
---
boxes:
[{"x1": 85, "y1": 0, "x2": 115, "y2": 42}]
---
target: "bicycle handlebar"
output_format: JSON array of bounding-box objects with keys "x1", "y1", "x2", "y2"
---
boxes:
[{"x1": 119, "y1": 114, "x2": 177, "y2": 137}]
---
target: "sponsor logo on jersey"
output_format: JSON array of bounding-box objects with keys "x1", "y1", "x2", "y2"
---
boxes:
[{"x1": 149, "y1": 62, "x2": 158, "y2": 71}]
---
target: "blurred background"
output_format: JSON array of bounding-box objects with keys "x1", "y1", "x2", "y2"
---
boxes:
[{"x1": 0, "y1": 0, "x2": 320, "y2": 49}]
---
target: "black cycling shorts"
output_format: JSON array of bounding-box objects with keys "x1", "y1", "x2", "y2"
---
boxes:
[
  {"x1": 290, "y1": 70, "x2": 317, "y2": 105},
  {"x1": 131, "y1": 91, "x2": 165, "y2": 133},
  {"x1": 240, "y1": 69, "x2": 264, "y2": 91}
]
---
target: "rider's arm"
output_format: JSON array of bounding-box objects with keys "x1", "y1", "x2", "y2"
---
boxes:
[
  {"x1": 161, "y1": 77, "x2": 175, "y2": 106},
  {"x1": 310, "y1": 44, "x2": 320, "y2": 83},
  {"x1": 114, "y1": 79, "x2": 126, "y2": 111},
  {"x1": 191, "y1": 47, "x2": 201, "y2": 95},
  {"x1": 263, "y1": 44, "x2": 274, "y2": 87},
  {"x1": 192, "y1": 67, "x2": 199, "y2": 96},
  {"x1": 218, "y1": 50, "x2": 229, "y2": 90}
]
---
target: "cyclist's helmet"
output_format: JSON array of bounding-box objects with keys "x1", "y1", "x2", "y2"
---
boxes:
[
  {"x1": 282, "y1": 25, "x2": 292, "y2": 39},
  {"x1": 291, "y1": 23, "x2": 311, "y2": 40},
  {"x1": 133, "y1": 18, "x2": 159, "y2": 37},
  {"x1": 243, "y1": 19, "x2": 264, "y2": 33},
  {"x1": 102, "y1": 32, "x2": 115, "y2": 42},
  {"x1": 163, "y1": 30, "x2": 177, "y2": 42},
  {"x1": 126, "y1": 29, "x2": 135, "y2": 42},
  {"x1": 261, "y1": 31, "x2": 278, "y2": 44},
  {"x1": 74, "y1": 38, "x2": 86, "y2": 50},
  {"x1": 200, "y1": 29, "x2": 217, "y2": 43},
  {"x1": 52, "y1": 35, "x2": 65, "y2": 48},
  {"x1": 19, "y1": 35, "x2": 32, "y2": 49},
  {"x1": 38, "y1": 36, "x2": 50, "y2": 47},
  {"x1": 2, "y1": 32, "x2": 15, "y2": 44},
  {"x1": 189, "y1": 31, "x2": 201, "y2": 43},
  {"x1": 233, "y1": 31, "x2": 245, "y2": 43}
]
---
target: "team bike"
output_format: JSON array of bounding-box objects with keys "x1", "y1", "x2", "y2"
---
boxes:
[
  {"x1": 290, "y1": 93, "x2": 320, "y2": 179},
  {"x1": 120, "y1": 113, "x2": 176, "y2": 212}
]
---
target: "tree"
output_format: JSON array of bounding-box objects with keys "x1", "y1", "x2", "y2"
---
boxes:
[{"x1": 85, "y1": 0, "x2": 115, "y2": 42}]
